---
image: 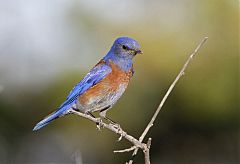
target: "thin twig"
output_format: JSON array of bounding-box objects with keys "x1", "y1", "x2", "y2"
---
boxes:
[
  {"x1": 146, "y1": 138, "x2": 152, "y2": 149},
  {"x1": 144, "y1": 138, "x2": 152, "y2": 164},
  {"x1": 141, "y1": 37, "x2": 208, "y2": 141},
  {"x1": 127, "y1": 37, "x2": 208, "y2": 164},
  {"x1": 114, "y1": 146, "x2": 137, "y2": 153},
  {"x1": 143, "y1": 147, "x2": 150, "y2": 164}
]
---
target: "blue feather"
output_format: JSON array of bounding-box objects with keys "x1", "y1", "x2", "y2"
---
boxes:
[
  {"x1": 33, "y1": 103, "x2": 73, "y2": 131},
  {"x1": 33, "y1": 63, "x2": 111, "y2": 131},
  {"x1": 60, "y1": 63, "x2": 112, "y2": 109}
]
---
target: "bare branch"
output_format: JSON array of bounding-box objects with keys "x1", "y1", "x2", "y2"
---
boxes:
[
  {"x1": 147, "y1": 138, "x2": 152, "y2": 149},
  {"x1": 127, "y1": 37, "x2": 208, "y2": 163},
  {"x1": 69, "y1": 109, "x2": 145, "y2": 149},
  {"x1": 140, "y1": 37, "x2": 208, "y2": 143},
  {"x1": 114, "y1": 146, "x2": 137, "y2": 153},
  {"x1": 143, "y1": 147, "x2": 150, "y2": 164}
]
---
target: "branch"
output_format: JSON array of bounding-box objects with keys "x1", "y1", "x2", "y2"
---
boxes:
[
  {"x1": 127, "y1": 37, "x2": 208, "y2": 164},
  {"x1": 140, "y1": 37, "x2": 209, "y2": 141},
  {"x1": 70, "y1": 110, "x2": 152, "y2": 163},
  {"x1": 69, "y1": 109, "x2": 145, "y2": 149},
  {"x1": 114, "y1": 146, "x2": 137, "y2": 153}
]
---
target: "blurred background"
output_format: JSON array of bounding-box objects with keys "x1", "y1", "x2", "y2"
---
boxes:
[{"x1": 0, "y1": 0, "x2": 238, "y2": 163}]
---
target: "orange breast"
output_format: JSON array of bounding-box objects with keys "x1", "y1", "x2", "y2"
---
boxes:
[{"x1": 79, "y1": 60, "x2": 133, "y2": 106}]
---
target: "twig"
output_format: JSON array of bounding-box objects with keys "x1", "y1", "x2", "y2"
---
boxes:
[
  {"x1": 141, "y1": 37, "x2": 208, "y2": 141},
  {"x1": 144, "y1": 138, "x2": 152, "y2": 164},
  {"x1": 143, "y1": 147, "x2": 150, "y2": 164},
  {"x1": 114, "y1": 146, "x2": 137, "y2": 153},
  {"x1": 127, "y1": 37, "x2": 208, "y2": 164}
]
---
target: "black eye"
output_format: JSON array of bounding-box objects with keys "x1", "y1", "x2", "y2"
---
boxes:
[{"x1": 122, "y1": 45, "x2": 127, "y2": 50}]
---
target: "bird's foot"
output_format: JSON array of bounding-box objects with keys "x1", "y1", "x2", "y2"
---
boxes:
[
  {"x1": 96, "y1": 118, "x2": 104, "y2": 130},
  {"x1": 118, "y1": 132, "x2": 123, "y2": 142},
  {"x1": 112, "y1": 124, "x2": 125, "y2": 141},
  {"x1": 72, "y1": 107, "x2": 80, "y2": 112},
  {"x1": 108, "y1": 122, "x2": 124, "y2": 141},
  {"x1": 103, "y1": 116, "x2": 117, "y2": 125},
  {"x1": 110, "y1": 122, "x2": 121, "y2": 130}
]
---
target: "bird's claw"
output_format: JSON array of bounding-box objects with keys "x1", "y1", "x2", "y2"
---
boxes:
[
  {"x1": 118, "y1": 133, "x2": 123, "y2": 141},
  {"x1": 111, "y1": 122, "x2": 121, "y2": 130},
  {"x1": 96, "y1": 118, "x2": 103, "y2": 130},
  {"x1": 109, "y1": 123, "x2": 123, "y2": 141}
]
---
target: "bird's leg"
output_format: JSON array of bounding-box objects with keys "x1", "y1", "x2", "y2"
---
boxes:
[
  {"x1": 71, "y1": 107, "x2": 103, "y2": 129},
  {"x1": 99, "y1": 106, "x2": 121, "y2": 129},
  {"x1": 72, "y1": 107, "x2": 80, "y2": 112},
  {"x1": 99, "y1": 107, "x2": 123, "y2": 141},
  {"x1": 72, "y1": 106, "x2": 96, "y2": 119},
  {"x1": 87, "y1": 111, "x2": 103, "y2": 130},
  {"x1": 87, "y1": 111, "x2": 96, "y2": 118},
  {"x1": 104, "y1": 116, "x2": 117, "y2": 124}
]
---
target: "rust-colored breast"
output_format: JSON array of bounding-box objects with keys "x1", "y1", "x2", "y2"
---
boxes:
[
  {"x1": 79, "y1": 60, "x2": 133, "y2": 106},
  {"x1": 104, "y1": 60, "x2": 133, "y2": 90}
]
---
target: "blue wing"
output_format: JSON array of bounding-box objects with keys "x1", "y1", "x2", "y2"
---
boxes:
[
  {"x1": 59, "y1": 62, "x2": 112, "y2": 109},
  {"x1": 33, "y1": 61, "x2": 112, "y2": 131}
]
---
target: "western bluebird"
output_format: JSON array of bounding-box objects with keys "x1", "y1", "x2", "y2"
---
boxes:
[{"x1": 33, "y1": 37, "x2": 142, "y2": 131}]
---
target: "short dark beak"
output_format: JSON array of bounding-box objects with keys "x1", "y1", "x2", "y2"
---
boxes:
[{"x1": 136, "y1": 49, "x2": 143, "y2": 54}]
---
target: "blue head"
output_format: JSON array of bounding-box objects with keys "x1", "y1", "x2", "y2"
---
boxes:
[{"x1": 104, "y1": 37, "x2": 142, "y2": 71}]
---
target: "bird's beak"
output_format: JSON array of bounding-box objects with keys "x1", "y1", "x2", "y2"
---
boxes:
[{"x1": 136, "y1": 49, "x2": 143, "y2": 54}]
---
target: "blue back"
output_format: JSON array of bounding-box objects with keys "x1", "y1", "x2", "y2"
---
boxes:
[{"x1": 60, "y1": 63, "x2": 112, "y2": 109}]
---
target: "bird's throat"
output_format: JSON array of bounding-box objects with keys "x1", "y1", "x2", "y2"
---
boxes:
[{"x1": 109, "y1": 57, "x2": 133, "y2": 72}]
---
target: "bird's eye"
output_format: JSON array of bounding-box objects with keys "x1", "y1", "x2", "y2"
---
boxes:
[{"x1": 122, "y1": 45, "x2": 127, "y2": 50}]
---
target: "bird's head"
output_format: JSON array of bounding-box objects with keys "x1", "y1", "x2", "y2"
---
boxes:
[
  {"x1": 104, "y1": 37, "x2": 142, "y2": 71},
  {"x1": 110, "y1": 37, "x2": 142, "y2": 59}
]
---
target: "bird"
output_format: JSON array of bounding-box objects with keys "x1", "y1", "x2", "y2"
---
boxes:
[{"x1": 33, "y1": 37, "x2": 142, "y2": 131}]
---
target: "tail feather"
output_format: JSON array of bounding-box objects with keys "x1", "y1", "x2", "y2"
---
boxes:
[{"x1": 33, "y1": 109, "x2": 65, "y2": 131}]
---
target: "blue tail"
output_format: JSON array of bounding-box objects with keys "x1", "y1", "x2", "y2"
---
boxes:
[{"x1": 33, "y1": 107, "x2": 68, "y2": 131}]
